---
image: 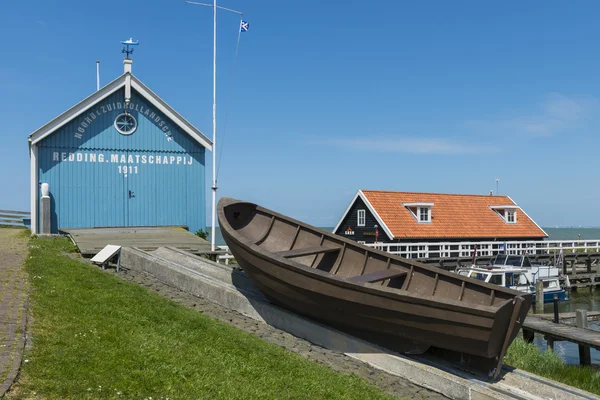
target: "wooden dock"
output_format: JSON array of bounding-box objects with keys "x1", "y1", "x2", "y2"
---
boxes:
[
  {"x1": 522, "y1": 313, "x2": 598, "y2": 365},
  {"x1": 537, "y1": 311, "x2": 600, "y2": 322}
]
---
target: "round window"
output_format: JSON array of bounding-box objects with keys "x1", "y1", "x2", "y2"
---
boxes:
[{"x1": 114, "y1": 113, "x2": 137, "y2": 135}]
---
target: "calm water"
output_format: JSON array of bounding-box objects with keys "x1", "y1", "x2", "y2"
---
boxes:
[
  {"x1": 533, "y1": 291, "x2": 600, "y2": 365},
  {"x1": 208, "y1": 226, "x2": 600, "y2": 366},
  {"x1": 543, "y1": 227, "x2": 600, "y2": 241}
]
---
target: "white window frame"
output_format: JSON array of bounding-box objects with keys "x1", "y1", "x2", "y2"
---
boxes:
[
  {"x1": 357, "y1": 209, "x2": 366, "y2": 227},
  {"x1": 418, "y1": 207, "x2": 431, "y2": 223},
  {"x1": 505, "y1": 209, "x2": 517, "y2": 224}
]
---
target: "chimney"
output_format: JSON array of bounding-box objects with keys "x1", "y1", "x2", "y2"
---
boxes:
[
  {"x1": 124, "y1": 58, "x2": 132, "y2": 105},
  {"x1": 124, "y1": 58, "x2": 132, "y2": 74}
]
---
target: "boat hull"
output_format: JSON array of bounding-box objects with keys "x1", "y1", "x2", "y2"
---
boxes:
[
  {"x1": 218, "y1": 197, "x2": 532, "y2": 374},
  {"x1": 223, "y1": 227, "x2": 521, "y2": 359},
  {"x1": 534, "y1": 289, "x2": 567, "y2": 304}
]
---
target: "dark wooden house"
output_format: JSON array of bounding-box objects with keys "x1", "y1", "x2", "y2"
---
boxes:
[{"x1": 333, "y1": 190, "x2": 547, "y2": 244}]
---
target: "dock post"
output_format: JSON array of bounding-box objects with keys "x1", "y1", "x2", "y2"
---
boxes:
[
  {"x1": 586, "y1": 258, "x2": 592, "y2": 274},
  {"x1": 553, "y1": 294, "x2": 559, "y2": 323},
  {"x1": 571, "y1": 260, "x2": 577, "y2": 277},
  {"x1": 536, "y1": 281, "x2": 544, "y2": 313},
  {"x1": 522, "y1": 329, "x2": 535, "y2": 343},
  {"x1": 576, "y1": 310, "x2": 591, "y2": 366},
  {"x1": 546, "y1": 336, "x2": 555, "y2": 352}
]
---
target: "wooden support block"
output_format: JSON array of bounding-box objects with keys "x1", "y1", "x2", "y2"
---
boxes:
[
  {"x1": 523, "y1": 328, "x2": 535, "y2": 344},
  {"x1": 547, "y1": 337, "x2": 555, "y2": 352},
  {"x1": 576, "y1": 310, "x2": 591, "y2": 366}
]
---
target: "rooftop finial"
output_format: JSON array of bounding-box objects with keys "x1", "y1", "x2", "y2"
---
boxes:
[{"x1": 121, "y1": 37, "x2": 139, "y2": 59}]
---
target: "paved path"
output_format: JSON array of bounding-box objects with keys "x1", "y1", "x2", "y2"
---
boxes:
[{"x1": 0, "y1": 229, "x2": 28, "y2": 397}]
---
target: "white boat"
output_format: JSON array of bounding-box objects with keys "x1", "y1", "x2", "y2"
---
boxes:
[
  {"x1": 455, "y1": 265, "x2": 569, "y2": 304},
  {"x1": 486, "y1": 254, "x2": 561, "y2": 280}
]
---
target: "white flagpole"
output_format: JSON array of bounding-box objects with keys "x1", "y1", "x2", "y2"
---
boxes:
[
  {"x1": 211, "y1": 0, "x2": 217, "y2": 251},
  {"x1": 184, "y1": 1, "x2": 243, "y2": 251}
]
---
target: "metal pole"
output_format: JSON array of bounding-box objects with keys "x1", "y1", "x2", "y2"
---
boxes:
[
  {"x1": 185, "y1": 1, "x2": 243, "y2": 251},
  {"x1": 211, "y1": 0, "x2": 217, "y2": 251},
  {"x1": 96, "y1": 61, "x2": 100, "y2": 91}
]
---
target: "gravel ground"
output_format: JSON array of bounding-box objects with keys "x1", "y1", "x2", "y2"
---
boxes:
[{"x1": 93, "y1": 260, "x2": 448, "y2": 400}]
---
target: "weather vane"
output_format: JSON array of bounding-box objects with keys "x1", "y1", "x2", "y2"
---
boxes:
[{"x1": 121, "y1": 37, "x2": 139, "y2": 58}]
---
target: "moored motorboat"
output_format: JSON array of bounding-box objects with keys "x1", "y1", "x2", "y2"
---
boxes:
[
  {"x1": 456, "y1": 266, "x2": 568, "y2": 304},
  {"x1": 218, "y1": 197, "x2": 533, "y2": 378}
]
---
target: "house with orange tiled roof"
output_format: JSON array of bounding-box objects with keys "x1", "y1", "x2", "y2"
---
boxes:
[{"x1": 333, "y1": 190, "x2": 547, "y2": 244}]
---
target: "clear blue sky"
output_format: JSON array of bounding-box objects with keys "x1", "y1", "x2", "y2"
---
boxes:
[{"x1": 2, "y1": 0, "x2": 600, "y2": 228}]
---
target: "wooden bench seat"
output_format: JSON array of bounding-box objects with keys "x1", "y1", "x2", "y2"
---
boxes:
[
  {"x1": 276, "y1": 246, "x2": 341, "y2": 258},
  {"x1": 347, "y1": 268, "x2": 408, "y2": 284}
]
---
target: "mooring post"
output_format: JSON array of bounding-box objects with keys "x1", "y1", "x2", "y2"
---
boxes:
[
  {"x1": 536, "y1": 280, "x2": 544, "y2": 313},
  {"x1": 576, "y1": 309, "x2": 591, "y2": 366},
  {"x1": 553, "y1": 294, "x2": 559, "y2": 323}
]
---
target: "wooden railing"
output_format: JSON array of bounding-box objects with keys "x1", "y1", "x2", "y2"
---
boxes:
[
  {"x1": 0, "y1": 210, "x2": 30, "y2": 228},
  {"x1": 364, "y1": 239, "x2": 600, "y2": 259}
]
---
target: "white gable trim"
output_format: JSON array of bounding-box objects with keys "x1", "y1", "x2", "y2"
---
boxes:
[
  {"x1": 332, "y1": 190, "x2": 395, "y2": 240},
  {"x1": 507, "y1": 196, "x2": 548, "y2": 237},
  {"x1": 29, "y1": 75, "x2": 126, "y2": 145},
  {"x1": 28, "y1": 73, "x2": 212, "y2": 151},
  {"x1": 130, "y1": 77, "x2": 212, "y2": 150}
]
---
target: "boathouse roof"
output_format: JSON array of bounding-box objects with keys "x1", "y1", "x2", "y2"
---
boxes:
[
  {"x1": 334, "y1": 190, "x2": 548, "y2": 240},
  {"x1": 28, "y1": 60, "x2": 212, "y2": 150}
]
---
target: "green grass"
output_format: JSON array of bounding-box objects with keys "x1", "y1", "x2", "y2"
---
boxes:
[
  {"x1": 505, "y1": 337, "x2": 600, "y2": 394},
  {"x1": 11, "y1": 237, "x2": 393, "y2": 400}
]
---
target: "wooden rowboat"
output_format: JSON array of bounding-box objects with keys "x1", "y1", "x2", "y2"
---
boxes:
[{"x1": 218, "y1": 197, "x2": 532, "y2": 378}]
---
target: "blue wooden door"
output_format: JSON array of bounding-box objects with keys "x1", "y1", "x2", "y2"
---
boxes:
[{"x1": 126, "y1": 151, "x2": 189, "y2": 228}]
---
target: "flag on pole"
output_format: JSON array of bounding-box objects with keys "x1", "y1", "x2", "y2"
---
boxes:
[{"x1": 240, "y1": 20, "x2": 249, "y2": 32}]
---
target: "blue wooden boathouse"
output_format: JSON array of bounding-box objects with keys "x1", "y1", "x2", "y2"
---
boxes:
[{"x1": 28, "y1": 58, "x2": 212, "y2": 234}]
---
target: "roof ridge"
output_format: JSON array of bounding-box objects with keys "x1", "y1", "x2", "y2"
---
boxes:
[{"x1": 361, "y1": 189, "x2": 511, "y2": 198}]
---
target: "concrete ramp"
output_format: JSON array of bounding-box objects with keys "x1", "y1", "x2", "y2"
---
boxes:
[
  {"x1": 120, "y1": 247, "x2": 599, "y2": 400},
  {"x1": 61, "y1": 227, "x2": 213, "y2": 256}
]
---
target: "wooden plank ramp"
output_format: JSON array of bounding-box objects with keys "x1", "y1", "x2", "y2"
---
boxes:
[{"x1": 61, "y1": 227, "x2": 213, "y2": 257}]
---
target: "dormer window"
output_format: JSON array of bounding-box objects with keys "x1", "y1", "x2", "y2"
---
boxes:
[
  {"x1": 403, "y1": 202, "x2": 433, "y2": 224},
  {"x1": 490, "y1": 205, "x2": 518, "y2": 224}
]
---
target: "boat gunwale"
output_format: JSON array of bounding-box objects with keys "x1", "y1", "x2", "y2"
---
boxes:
[{"x1": 218, "y1": 198, "x2": 527, "y2": 317}]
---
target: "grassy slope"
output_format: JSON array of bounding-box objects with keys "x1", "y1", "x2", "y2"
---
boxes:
[
  {"x1": 505, "y1": 337, "x2": 600, "y2": 395},
  {"x1": 12, "y1": 237, "x2": 393, "y2": 400}
]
